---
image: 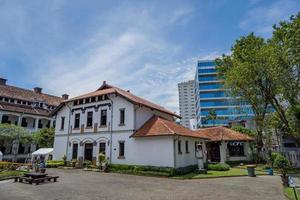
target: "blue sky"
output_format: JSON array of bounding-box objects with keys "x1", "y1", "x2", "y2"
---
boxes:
[{"x1": 0, "y1": 0, "x2": 299, "y2": 113}]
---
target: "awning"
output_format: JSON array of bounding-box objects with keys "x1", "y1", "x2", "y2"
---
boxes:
[{"x1": 32, "y1": 148, "x2": 53, "y2": 156}]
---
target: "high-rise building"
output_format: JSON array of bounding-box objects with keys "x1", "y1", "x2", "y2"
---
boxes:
[
  {"x1": 195, "y1": 60, "x2": 254, "y2": 127},
  {"x1": 178, "y1": 80, "x2": 196, "y2": 129}
]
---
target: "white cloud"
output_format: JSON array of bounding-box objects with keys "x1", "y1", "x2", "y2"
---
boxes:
[
  {"x1": 36, "y1": 3, "x2": 200, "y2": 114},
  {"x1": 239, "y1": 0, "x2": 300, "y2": 36}
]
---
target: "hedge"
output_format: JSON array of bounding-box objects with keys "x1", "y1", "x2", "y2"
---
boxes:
[
  {"x1": 108, "y1": 164, "x2": 198, "y2": 176},
  {"x1": 207, "y1": 163, "x2": 230, "y2": 171},
  {"x1": 46, "y1": 160, "x2": 64, "y2": 168}
]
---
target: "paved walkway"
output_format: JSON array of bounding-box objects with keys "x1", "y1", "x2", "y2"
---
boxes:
[{"x1": 0, "y1": 169, "x2": 287, "y2": 200}]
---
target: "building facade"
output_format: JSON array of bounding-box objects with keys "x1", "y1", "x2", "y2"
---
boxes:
[
  {"x1": 53, "y1": 82, "x2": 208, "y2": 168},
  {"x1": 178, "y1": 80, "x2": 196, "y2": 129},
  {"x1": 0, "y1": 78, "x2": 65, "y2": 161},
  {"x1": 195, "y1": 60, "x2": 254, "y2": 127}
]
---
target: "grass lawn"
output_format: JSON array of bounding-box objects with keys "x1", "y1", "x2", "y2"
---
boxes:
[
  {"x1": 284, "y1": 187, "x2": 300, "y2": 200},
  {"x1": 0, "y1": 170, "x2": 26, "y2": 181},
  {"x1": 173, "y1": 167, "x2": 268, "y2": 179}
]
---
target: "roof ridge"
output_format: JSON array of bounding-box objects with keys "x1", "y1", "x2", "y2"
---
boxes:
[
  {"x1": 0, "y1": 84, "x2": 63, "y2": 100},
  {"x1": 158, "y1": 117, "x2": 175, "y2": 134}
]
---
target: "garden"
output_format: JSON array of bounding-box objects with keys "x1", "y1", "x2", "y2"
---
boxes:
[{"x1": 0, "y1": 161, "x2": 27, "y2": 181}]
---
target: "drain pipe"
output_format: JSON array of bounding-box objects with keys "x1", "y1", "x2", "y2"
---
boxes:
[
  {"x1": 109, "y1": 98, "x2": 113, "y2": 164},
  {"x1": 65, "y1": 103, "x2": 72, "y2": 159}
]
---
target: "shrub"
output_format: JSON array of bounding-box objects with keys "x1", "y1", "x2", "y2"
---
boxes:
[
  {"x1": 274, "y1": 154, "x2": 291, "y2": 186},
  {"x1": 270, "y1": 152, "x2": 281, "y2": 167},
  {"x1": 83, "y1": 160, "x2": 92, "y2": 168},
  {"x1": 62, "y1": 155, "x2": 67, "y2": 166},
  {"x1": 208, "y1": 163, "x2": 230, "y2": 171},
  {"x1": 46, "y1": 160, "x2": 64, "y2": 168},
  {"x1": 108, "y1": 164, "x2": 175, "y2": 176},
  {"x1": 174, "y1": 165, "x2": 198, "y2": 175},
  {"x1": 0, "y1": 162, "x2": 23, "y2": 171},
  {"x1": 226, "y1": 160, "x2": 253, "y2": 167}
]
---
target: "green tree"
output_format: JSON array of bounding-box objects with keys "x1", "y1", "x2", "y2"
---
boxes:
[
  {"x1": 206, "y1": 109, "x2": 217, "y2": 126},
  {"x1": 0, "y1": 123, "x2": 32, "y2": 161},
  {"x1": 216, "y1": 33, "x2": 271, "y2": 150},
  {"x1": 33, "y1": 128, "x2": 55, "y2": 148},
  {"x1": 231, "y1": 125, "x2": 256, "y2": 137}
]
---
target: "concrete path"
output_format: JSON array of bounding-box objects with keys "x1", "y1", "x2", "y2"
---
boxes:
[{"x1": 0, "y1": 169, "x2": 287, "y2": 200}]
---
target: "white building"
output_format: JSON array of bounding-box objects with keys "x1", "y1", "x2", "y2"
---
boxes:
[
  {"x1": 0, "y1": 78, "x2": 65, "y2": 161},
  {"x1": 53, "y1": 81, "x2": 208, "y2": 169},
  {"x1": 178, "y1": 80, "x2": 196, "y2": 129}
]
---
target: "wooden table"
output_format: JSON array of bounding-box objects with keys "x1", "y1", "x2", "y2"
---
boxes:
[{"x1": 24, "y1": 173, "x2": 48, "y2": 179}]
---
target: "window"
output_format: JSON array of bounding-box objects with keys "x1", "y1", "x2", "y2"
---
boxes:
[
  {"x1": 119, "y1": 141, "x2": 125, "y2": 158},
  {"x1": 38, "y1": 119, "x2": 43, "y2": 129},
  {"x1": 74, "y1": 113, "x2": 80, "y2": 129},
  {"x1": 60, "y1": 117, "x2": 65, "y2": 130},
  {"x1": 119, "y1": 109, "x2": 125, "y2": 125},
  {"x1": 21, "y1": 118, "x2": 27, "y2": 127},
  {"x1": 178, "y1": 140, "x2": 182, "y2": 154},
  {"x1": 72, "y1": 143, "x2": 78, "y2": 159},
  {"x1": 86, "y1": 112, "x2": 93, "y2": 127},
  {"x1": 99, "y1": 142, "x2": 106, "y2": 155},
  {"x1": 100, "y1": 109, "x2": 107, "y2": 126},
  {"x1": 185, "y1": 141, "x2": 189, "y2": 153},
  {"x1": 227, "y1": 142, "x2": 245, "y2": 157}
]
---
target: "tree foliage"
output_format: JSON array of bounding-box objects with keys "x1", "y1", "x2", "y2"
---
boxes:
[
  {"x1": 0, "y1": 123, "x2": 32, "y2": 144},
  {"x1": 216, "y1": 12, "x2": 300, "y2": 141},
  {"x1": 231, "y1": 125, "x2": 256, "y2": 137},
  {"x1": 32, "y1": 128, "x2": 55, "y2": 148}
]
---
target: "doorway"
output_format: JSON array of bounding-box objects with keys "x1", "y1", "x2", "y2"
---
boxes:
[
  {"x1": 84, "y1": 143, "x2": 93, "y2": 161},
  {"x1": 206, "y1": 142, "x2": 220, "y2": 162}
]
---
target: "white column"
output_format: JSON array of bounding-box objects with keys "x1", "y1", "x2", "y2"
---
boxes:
[
  {"x1": 94, "y1": 142, "x2": 100, "y2": 165},
  {"x1": 0, "y1": 112, "x2": 3, "y2": 123},
  {"x1": 220, "y1": 141, "x2": 228, "y2": 163},
  {"x1": 34, "y1": 118, "x2": 39, "y2": 131},
  {"x1": 17, "y1": 115, "x2": 22, "y2": 126},
  {"x1": 244, "y1": 142, "x2": 250, "y2": 160}
]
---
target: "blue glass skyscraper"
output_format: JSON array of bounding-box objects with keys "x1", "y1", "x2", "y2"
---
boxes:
[{"x1": 195, "y1": 60, "x2": 254, "y2": 127}]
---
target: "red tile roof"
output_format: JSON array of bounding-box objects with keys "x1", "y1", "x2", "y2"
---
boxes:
[
  {"x1": 131, "y1": 116, "x2": 209, "y2": 139},
  {"x1": 195, "y1": 126, "x2": 254, "y2": 141},
  {"x1": 0, "y1": 84, "x2": 63, "y2": 106},
  {"x1": 0, "y1": 102, "x2": 51, "y2": 117},
  {"x1": 65, "y1": 82, "x2": 180, "y2": 118}
]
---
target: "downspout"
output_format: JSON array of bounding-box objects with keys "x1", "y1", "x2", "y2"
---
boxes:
[
  {"x1": 173, "y1": 135, "x2": 177, "y2": 169},
  {"x1": 109, "y1": 98, "x2": 113, "y2": 164},
  {"x1": 65, "y1": 103, "x2": 72, "y2": 159}
]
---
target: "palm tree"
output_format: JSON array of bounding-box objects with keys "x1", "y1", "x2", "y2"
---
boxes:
[{"x1": 207, "y1": 109, "x2": 217, "y2": 126}]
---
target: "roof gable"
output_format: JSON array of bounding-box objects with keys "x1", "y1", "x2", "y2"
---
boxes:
[
  {"x1": 195, "y1": 127, "x2": 254, "y2": 141},
  {"x1": 62, "y1": 82, "x2": 180, "y2": 118},
  {"x1": 131, "y1": 116, "x2": 208, "y2": 139}
]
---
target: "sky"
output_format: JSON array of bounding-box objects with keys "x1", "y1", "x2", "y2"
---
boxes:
[{"x1": 0, "y1": 0, "x2": 299, "y2": 114}]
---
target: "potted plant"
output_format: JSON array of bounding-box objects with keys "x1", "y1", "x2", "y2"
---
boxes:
[
  {"x1": 98, "y1": 153, "x2": 107, "y2": 171},
  {"x1": 62, "y1": 155, "x2": 67, "y2": 166},
  {"x1": 268, "y1": 152, "x2": 280, "y2": 175},
  {"x1": 274, "y1": 154, "x2": 291, "y2": 186}
]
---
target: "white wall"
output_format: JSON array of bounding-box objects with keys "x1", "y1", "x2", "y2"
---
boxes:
[
  {"x1": 111, "y1": 132, "x2": 174, "y2": 167},
  {"x1": 174, "y1": 136, "x2": 206, "y2": 168},
  {"x1": 135, "y1": 106, "x2": 174, "y2": 130},
  {"x1": 53, "y1": 135, "x2": 68, "y2": 160}
]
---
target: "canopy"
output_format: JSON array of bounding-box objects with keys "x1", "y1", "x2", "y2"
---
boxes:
[{"x1": 32, "y1": 148, "x2": 53, "y2": 156}]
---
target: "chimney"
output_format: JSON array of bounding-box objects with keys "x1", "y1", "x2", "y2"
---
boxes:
[
  {"x1": 0, "y1": 78, "x2": 7, "y2": 86},
  {"x1": 33, "y1": 87, "x2": 42, "y2": 94},
  {"x1": 103, "y1": 81, "x2": 106, "y2": 85},
  {"x1": 62, "y1": 94, "x2": 69, "y2": 100}
]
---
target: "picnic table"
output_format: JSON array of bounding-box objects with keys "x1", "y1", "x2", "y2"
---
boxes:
[
  {"x1": 24, "y1": 173, "x2": 48, "y2": 178},
  {"x1": 15, "y1": 172, "x2": 59, "y2": 185}
]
